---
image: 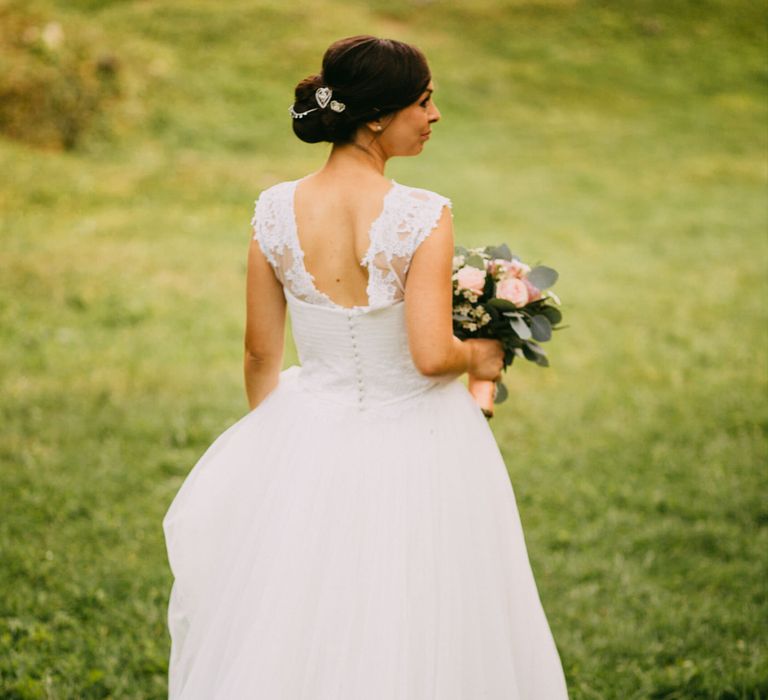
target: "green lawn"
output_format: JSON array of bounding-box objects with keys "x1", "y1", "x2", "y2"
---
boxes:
[{"x1": 1, "y1": 1, "x2": 766, "y2": 697}]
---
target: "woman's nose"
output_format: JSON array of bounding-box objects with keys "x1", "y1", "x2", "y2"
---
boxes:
[{"x1": 429, "y1": 103, "x2": 441, "y2": 123}]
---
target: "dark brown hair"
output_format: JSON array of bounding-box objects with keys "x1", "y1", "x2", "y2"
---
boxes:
[{"x1": 292, "y1": 35, "x2": 431, "y2": 144}]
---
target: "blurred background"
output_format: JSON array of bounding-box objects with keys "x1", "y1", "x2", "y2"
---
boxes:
[{"x1": 1, "y1": 0, "x2": 766, "y2": 697}]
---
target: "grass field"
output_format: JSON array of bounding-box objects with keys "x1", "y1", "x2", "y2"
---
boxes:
[{"x1": 1, "y1": 0, "x2": 767, "y2": 697}]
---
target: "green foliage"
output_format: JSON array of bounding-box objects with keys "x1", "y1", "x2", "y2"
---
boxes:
[
  {"x1": 0, "y1": 2, "x2": 127, "y2": 149},
  {"x1": 528, "y1": 265, "x2": 558, "y2": 290},
  {"x1": 530, "y1": 314, "x2": 552, "y2": 342},
  {"x1": 1, "y1": 0, "x2": 766, "y2": 697},
  {"x1": 465, "y1": 253, "x2": 486, "y2": 269}
]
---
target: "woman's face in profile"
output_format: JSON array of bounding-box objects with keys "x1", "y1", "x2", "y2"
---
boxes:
[{"x1": 378, "y1": 80, "x2": 441, "y2": 157}]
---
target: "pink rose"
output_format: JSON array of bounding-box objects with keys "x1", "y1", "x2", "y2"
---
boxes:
[
  {"x1": 496, "y1": 277, "x2": 529, "y2": 307},
  {"x1": 522, "y1": 277, "x2": 541, "y2": 301},
  {"x1": 456, "y1": 266, "x2": 486, "y2": 293},
  {"x1": 507, "y1": 259, "x2": 531, "y2": 279}
]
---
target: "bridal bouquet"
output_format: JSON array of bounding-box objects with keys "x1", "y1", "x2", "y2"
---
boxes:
[{"x1": 452, "y1": 244, "x2": 565, "y2": 418}]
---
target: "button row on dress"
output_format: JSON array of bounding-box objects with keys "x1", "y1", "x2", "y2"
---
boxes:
[{"x1": 347, "y1": 314, "x2": 365, "y2": 407}]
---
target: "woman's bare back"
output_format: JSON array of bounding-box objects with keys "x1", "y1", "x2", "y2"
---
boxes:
[{"x1": 292, "y1": 172, "x2": 396, "y2": 308}]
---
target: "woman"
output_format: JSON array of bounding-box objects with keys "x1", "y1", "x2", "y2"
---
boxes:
[{"x1": 163, "y1": 35, "x2": 569, "y2": 698}]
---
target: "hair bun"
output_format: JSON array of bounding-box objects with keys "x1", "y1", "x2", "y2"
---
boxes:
[
  {"x1": 290, "y1": 36, "x2": 431, "y2": 145},
  {"x1": 293, "y1": 74, "x2": 323, "y2": 105},
  {"x1": 291, "y1": 74, "x2": 336, "y2": 144}
]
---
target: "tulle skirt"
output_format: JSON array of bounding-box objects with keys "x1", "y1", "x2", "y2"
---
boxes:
[{"x1": 163, "y1": 366, "x2": 568, "y2": 699}]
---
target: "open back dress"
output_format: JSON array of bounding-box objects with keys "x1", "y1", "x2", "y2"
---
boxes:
[{"x1": 162, "y1": 177, "x2": 569, "y2": 699}]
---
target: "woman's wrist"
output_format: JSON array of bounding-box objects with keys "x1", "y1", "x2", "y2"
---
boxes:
[{"x1": 461, "y1": 337, "x2": 476, "y2": 375}]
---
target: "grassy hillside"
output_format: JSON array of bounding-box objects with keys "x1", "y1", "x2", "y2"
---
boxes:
[{"x1": 1, "y1": 0, "x2": 766, "y2": 697}]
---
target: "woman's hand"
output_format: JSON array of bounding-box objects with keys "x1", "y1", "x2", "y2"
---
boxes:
[
  {"x1": 465, "y1": 338, "x2": 504, "y2": 382},
  {"x1": 465, "y1": 339, "x2": 504, "y2": 419}
]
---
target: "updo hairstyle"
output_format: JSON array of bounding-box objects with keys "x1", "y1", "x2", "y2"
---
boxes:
[{"x1": 292, "y1": 35, "x2": 431, "y2": 144}]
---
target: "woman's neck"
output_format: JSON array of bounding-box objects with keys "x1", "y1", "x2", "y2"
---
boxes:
[{"x1": 325, "y1": 136, "x2": 389, "y2": 177}]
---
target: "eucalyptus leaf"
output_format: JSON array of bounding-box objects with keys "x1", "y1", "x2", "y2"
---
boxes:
[
  {"x1": 527, "y1": 265, "x2": 559, "y2": 290},
  {"x1": 465, "y1": 254, "x2": 486, "y2": 270},
  {"x1": 454, "y1": 245, "x2": 468, "y2": 257},
  {"x1": 540, "y1": 305, "x2": 562, "y2": 325},
  {"x1": 486, "y1": 305, "x2": 501, "y2": 322},
  {"x1": 531, "y1": 314, "x2": 552, "y2": 342},
  {"x1": 486, "y1": 243, "x2": 513, "y2": 261},
  {"x1": 494, "y1": 380, "x2": 509, "y2": 404},
  {"x1": 523, "y1": 340, "x2": 550, "y2": 366},
  {"x1": 509, "y1": 316, "x2": 532, "y2": 339},
  {"x1": 488, "y1": 298, "x2": 518, "y2": 312}
]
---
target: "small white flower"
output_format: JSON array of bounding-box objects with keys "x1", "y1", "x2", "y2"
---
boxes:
[{"x1": 41, "y1": 22, "x2": 64, "y2": 50}]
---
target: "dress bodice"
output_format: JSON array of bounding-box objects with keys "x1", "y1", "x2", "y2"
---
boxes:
[
  {"x1": 284, "y1": 287, "x2": 455, "y2": 409},
  {"x1": 251, "y1": 177, "x2": 454, "y2": 409}
]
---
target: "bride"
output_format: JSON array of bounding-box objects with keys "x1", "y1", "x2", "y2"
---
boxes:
[{"x1": 163, "y1": 34, "x2": 569, "y2": 699}]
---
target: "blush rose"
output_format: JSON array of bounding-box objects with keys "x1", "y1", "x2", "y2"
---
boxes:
[
  {"x1": 507, "y1": 259, "x2": 531, "y2": 278},
  {"x1": 522, "y1": 277, "x2": 541, "y2": 301},
  {"x1": 456, "y1": 266, "x2": 487, "y2": 293},
  {"x1": 497, "y1": 277, "x2": 529, "y2": 307}
]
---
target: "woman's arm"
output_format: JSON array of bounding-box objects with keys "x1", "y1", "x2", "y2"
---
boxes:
[
  {"x1": 405, "y1": 205, "x2": 504, "y2": 380},
  {"x1": 244, "y1": 238, "x2": 286, "y2": 410},
  {"x1": 405, "y1": 205, "x2": 471, "y2": 376}
]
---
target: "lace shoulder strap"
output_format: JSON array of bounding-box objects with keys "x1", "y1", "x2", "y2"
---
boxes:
[
  {"x1": 250, "y1": 181, "x2": 294, "y2": 271},
  {"x1": 362, "y1": 183, "x2": 453, "y2": 306},
  {"x1": 400, "y1": 186, "x2": 453, "y2": 267},
  {"x1": 250, "y1": 181, "x2": 339, "y2": 306},
  {"x1": 363, "y1": 184, "x2": 452, "y2": 266}
]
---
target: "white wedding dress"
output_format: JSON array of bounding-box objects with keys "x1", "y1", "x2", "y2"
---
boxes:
[{"x1": 163, "y1": 177, "x2": 569, "y2": 699}]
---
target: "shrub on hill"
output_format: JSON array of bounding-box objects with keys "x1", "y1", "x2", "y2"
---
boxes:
[{"x1": 0, "y1": 2, "x2": 122, "y2": 149}]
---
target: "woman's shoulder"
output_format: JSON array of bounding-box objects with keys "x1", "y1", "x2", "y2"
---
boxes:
[
  {"x1": 384, "y1": 181, "x2": 453, "y2": 250},
  {"x1": 250, "y1": 179, "x2": 300, "y2": 246},
  {"x1": 250, "y1": 179, "x2": 300, "y2": 231},
  {"x1": 392, "y1": 182, "x2": 453, "y2": 227},
  {"x1": 394, "y1": 180, "x2": 453, "y2": 210},
  {"x1": 254, "y1": 178, "x2": 299, "y2": 203}
]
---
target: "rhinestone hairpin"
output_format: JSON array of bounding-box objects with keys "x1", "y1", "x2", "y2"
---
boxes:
[
  {"x1": 315, "y1": 86, "x2": 332, "y2": 108},
  {"x1": 289, "y1": 86, "x2": 346, "y2": 119},
  {"x1": 289, "y1": 104, "x2": 318, "y2": 119}
]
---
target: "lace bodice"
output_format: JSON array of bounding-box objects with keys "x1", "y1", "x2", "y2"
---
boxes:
[
  {"x1": 250, "y1": 177, "x2": 454, "y2": 411},
  {"x1": 251, "y1": 177, "x2": 452, "y2": 310}
]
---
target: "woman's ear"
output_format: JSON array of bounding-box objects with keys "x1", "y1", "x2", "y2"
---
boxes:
[{"x1": 366, "y1": 112, "x2": 395, "y2": 134}]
